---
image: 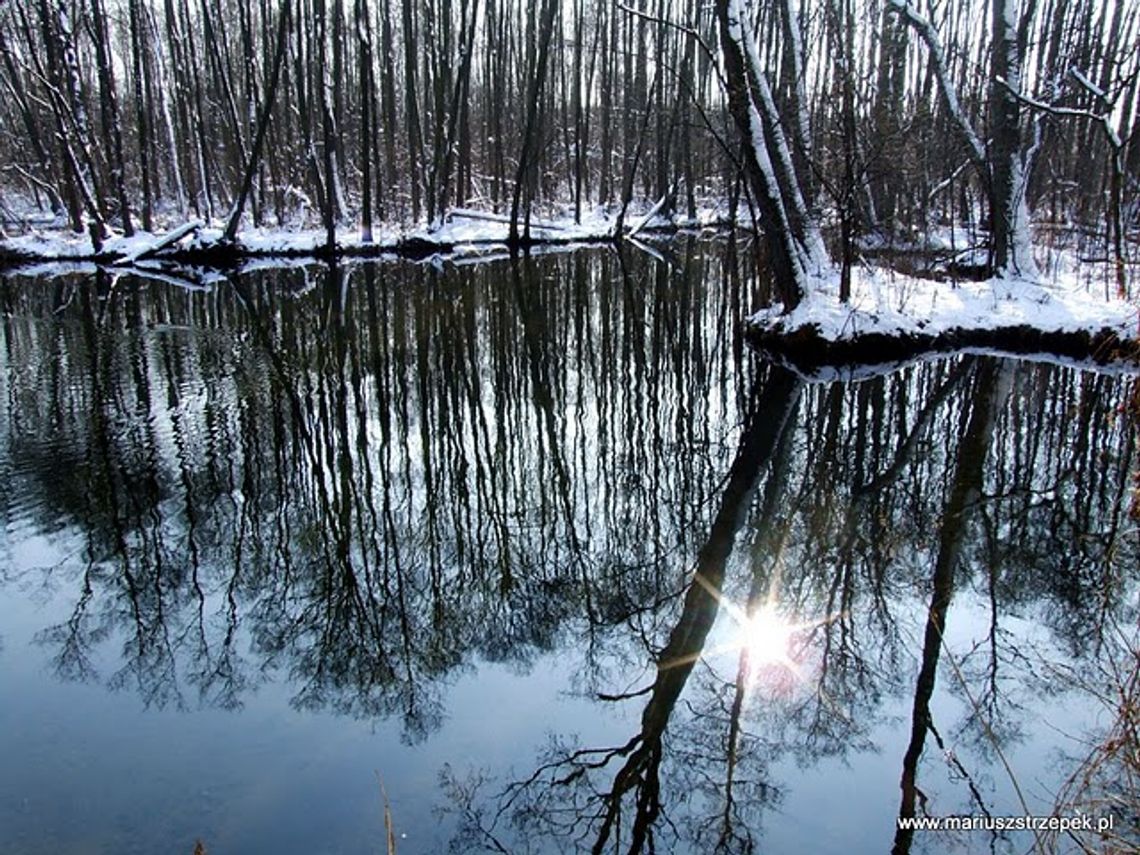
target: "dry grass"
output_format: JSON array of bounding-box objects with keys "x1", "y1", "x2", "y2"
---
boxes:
[
  {"x1": 378, "y1": 773, "x2": 397, "y2": 855},
  {"x1": 1044, "y1": 620, "x2": 1140, "y2": 855}
]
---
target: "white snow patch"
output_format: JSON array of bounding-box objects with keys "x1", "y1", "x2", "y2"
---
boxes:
[
  {"x1": 2, "y1": 202, "x2": 736, "y2": 267},
  {"x1": 750, "y1": 263, "x2": 1138, "y2": 343}
]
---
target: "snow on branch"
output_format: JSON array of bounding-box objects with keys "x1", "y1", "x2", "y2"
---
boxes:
[
  {"x1": 1069, "y1": 68, "x2": 1106, "y2": 102},
  {"x1": 888, "y1": 0, "x2": 987, "y2": 170},
  {"x1": 113, "y1": 220, "x2": 203, "y2": 265},
  {"x1": 725, "y1": 0, "x2": 826, "y2": 276},
  {"x1": 995, "y1": 77, "x2": 1122, "y2": 149}
]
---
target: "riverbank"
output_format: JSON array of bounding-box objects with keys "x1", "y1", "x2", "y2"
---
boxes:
[
  {"x1": 3, "y1": 213, "x2": 1137, "y2": 369},
  {"x1": 0, "y1": 205, "x2": 724, "y2": 270},
  {"x1": 748, "y1": 257, "x2": 1139, "y2": 369}
]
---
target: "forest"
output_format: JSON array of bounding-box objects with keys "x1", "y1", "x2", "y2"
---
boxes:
[
  {"x1": 0, "y1": 0, "x2": 1137, "y2": 297},
  {"x1": 2, "y1": 1, "x2": 1140, "y2": 849}
]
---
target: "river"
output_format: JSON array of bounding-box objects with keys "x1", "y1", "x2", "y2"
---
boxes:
[{"x1": 1, "y1": 241, "x2": 1136, "y2": 853}]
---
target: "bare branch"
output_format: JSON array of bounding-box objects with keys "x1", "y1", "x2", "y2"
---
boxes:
[
  {"x1": 995, "y1": 76, "x2": 1121, "y2": 150},
  {"x1": 614, "y1": 1, "x2": 722, "y2": 74},
  {"x1": 888, "y1": 0, "x2": 987, "y2": 170}
]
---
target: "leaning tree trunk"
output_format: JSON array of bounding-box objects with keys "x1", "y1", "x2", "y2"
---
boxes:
[
  {"x1": 890, "y1": 0, "x2": 1038, "y2": 280},
  {"x1": 716, "y1": 0, "x2": 826, "y2": 311},
  {"x1": 224, "y1": 0, "x2": 291, "y2": 242}
]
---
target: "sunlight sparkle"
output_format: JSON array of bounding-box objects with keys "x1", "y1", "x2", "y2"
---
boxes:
[{"x1": 740, "y1": 604, "x2": 797, "y2": 668}]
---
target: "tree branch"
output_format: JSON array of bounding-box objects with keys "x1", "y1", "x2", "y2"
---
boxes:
[
  {"x1": 614, "y1": 1, "x2": 723, "y2": 79},
  {"x1": 888, "y1": 0, "x2": 987, "y2": 170},
  {"x1": 995, "y1": 76, "x2": 1121, "y2": 149}
]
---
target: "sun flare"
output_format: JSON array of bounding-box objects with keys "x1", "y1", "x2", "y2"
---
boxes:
[{"x1": 740, "y1": 604, "x2": 797, "y2": 668}]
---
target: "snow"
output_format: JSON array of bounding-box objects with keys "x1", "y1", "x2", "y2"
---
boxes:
[
  {"x1": 725, "y1": 0, "x2": 827, "y2": 284},
  {"x1": 779, "y1": 0, "x2": 812, "y2": 163},
  {"x1": 3, "y1": 203, "x2": 1135, "y2": 365},
  {"x1": 856, "y1": 225, "x2": 992, "y2": 271},
  {"x1": 0, "y1": 203, "x2": 731, "y2": 266},
  {"x1": 1, "y1": 228, "x2": 174, "y2": 261},
  {"x1": 749, "y1": 259, "x2": 1137, "y2": 345}
]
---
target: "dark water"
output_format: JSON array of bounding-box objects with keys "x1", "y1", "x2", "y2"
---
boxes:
[{"x1": 0, "y1": 244, "x2": 1136, "y2": 854}]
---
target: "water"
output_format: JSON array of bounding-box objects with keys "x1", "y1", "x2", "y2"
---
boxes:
[{"x1": 0, "y1": 243, "x2": 1136, "y2": 854}]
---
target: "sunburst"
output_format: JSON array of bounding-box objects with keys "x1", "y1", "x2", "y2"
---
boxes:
[
  {"x1": 688, "y1": 572, "x2": 839, "y2": 686},
  {"x1": 737, "y1": 603, "x2": 799, "y2": 669}
]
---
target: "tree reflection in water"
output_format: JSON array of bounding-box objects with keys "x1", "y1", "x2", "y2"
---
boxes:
[
  {"x1": 442, "y1": 356, "x2": 1137, "y2": 853},
  {"x1": 1, "y1": 242, "x2": 755, "y2": 737},
  {"x1": 0, "y1": 243, "x2": 1136, "y2": 853}
]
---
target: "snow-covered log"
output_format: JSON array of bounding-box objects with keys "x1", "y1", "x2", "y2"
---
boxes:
[
  {"x1": 448, "y1": 208, "x2": 564, "y2": 231},
  {"x1": 627, "y1": 191, "x2": 672, "y2": 238},
  {"x1": 113, "y1": 219, "x2": 203, "y2": 264}
]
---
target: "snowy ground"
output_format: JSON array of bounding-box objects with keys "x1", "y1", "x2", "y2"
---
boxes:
[
  {"x1": 0, "y1": 203, "x2": 727, "y2": 262},
  {"x1": 3, "y1": 209, "x2": 1137, "y2": 362},
  {"x1": 750, "y1": 262, "x2": 1136, "y2": 341},
  {"x1": 749, "y1": 228, "x2": 1138, "y2": 366}
]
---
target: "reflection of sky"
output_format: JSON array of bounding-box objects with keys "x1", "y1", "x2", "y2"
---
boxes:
[
  {"x1": 694, "y1": 571, "x2": 1106, "y2": 853},
  {"x1": 0, "y1": 562, "x2": 1113, "y2": 855},
  {"x1": 0, "y1": 564, "x2": 636, "y2": 854},
  {"x1": 761, "y1": 599, "x2": 1099, "y2": 854},
  {"x1": 0, "y1": 251, "x2": 738, "y2": 853}
]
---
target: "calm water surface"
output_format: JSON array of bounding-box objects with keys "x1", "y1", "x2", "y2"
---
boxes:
[{"x1": 0, "y1": 244, "x2": 1136, "y2": 854}]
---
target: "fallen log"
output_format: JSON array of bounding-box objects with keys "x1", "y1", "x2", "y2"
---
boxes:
[
  {"x1": 447, "y1": 207, "x2": 565, "y2": 231},
  {"x1": 114, "y1": 220, "x2": 204, "y2": 265}
]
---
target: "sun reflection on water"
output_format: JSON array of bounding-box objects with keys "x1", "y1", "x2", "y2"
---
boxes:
[
  {"x1": 688, "y1": 573, "x2": 836, "y2": 693},
  {"x1": 740, "y1": 604, "x2": 798, "y2": 669}
]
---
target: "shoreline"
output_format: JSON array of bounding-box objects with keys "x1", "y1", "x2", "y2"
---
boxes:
[
  {"x1": 4, "y1": 215, "x2": 1137, "y2": 371},
  {"x1": 0, "y1": 207, "x2": 726, "y2": 272}
]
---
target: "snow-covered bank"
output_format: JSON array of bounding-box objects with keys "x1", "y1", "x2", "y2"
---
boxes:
[
  {"x1": 748, "y1": 260, "x2": 1139, "y2": 369},
  {"x1": 4, "y1": 207, "x2": 1136, "y2": 368},
  {"x1": 0, "y1": 205, "x2": 729, "y2": 270}
]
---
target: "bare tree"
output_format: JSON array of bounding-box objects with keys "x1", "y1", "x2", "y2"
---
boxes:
[{"x1": 716, "y1": 0, "x2": 827, "y2": 309}]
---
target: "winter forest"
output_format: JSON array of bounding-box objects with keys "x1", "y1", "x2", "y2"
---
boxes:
[
  {"x1": 1, "y1": 0, "x2": 1138, "y2": 296},
  {"x1": 5, "y1": 0, "x2": 1140, "y2": 853},
  {"x1": 6, "y1": 0, "x2": 1140, "y2": 852}
]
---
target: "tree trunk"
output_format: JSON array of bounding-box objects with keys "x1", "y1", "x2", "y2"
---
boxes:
[
  {"x1": 90, "y1": 0, "x2": 134, "y2": 234},
  {"x1": 127, "y1": 0, "x2": 154, "y2": 230},
  {"x1": 988, "y1": 0, "x2": 1036, "y2": 277},
  {"x1": 356, "y1": 0, "x2": 375, "y2": 241},
  {"x1": 716, "y1": 0, "x2": 826, "y2": 310},
  {"x1": 509, "y1": 0, "x2": 558, "y2": 245},
  {"x1": 224, "y1": 0, "x2": 291, "y2": 242}
]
